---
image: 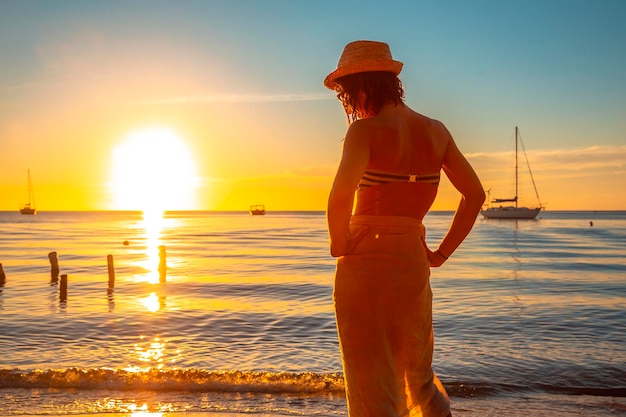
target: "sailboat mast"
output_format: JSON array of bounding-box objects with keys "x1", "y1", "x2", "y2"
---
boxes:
[
  {"x1": 27, "y1": 169, "x2": 36, "y2": 207},
  {"x1": 515, "y1": 126, "x2": 519, "y2": 208},
  {"x1": 27, "y1": 169, "x2": 32, "y2": 204}
]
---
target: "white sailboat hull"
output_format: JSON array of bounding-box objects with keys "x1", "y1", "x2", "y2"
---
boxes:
[
  {"x1": 20, "y1": 205, "x2": 36, "y2": 215},
  {"x1": 481, "y1": 206, "x2": 541, "y2": 219}
]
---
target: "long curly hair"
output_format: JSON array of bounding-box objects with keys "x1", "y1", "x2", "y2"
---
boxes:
[{"x1": 334, "y1": 71, "x2": 405, "y2": 123}]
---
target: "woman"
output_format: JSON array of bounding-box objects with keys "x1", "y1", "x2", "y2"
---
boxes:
[{"x1": 326, "y1": 40, "x2": 485, "y2": 417}]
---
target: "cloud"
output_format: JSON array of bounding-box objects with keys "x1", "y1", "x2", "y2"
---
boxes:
[
  {"x1": 465, "y1": 144, "x2": 626, "y2": 209},
  {"x1": 467, "y1": 144, "x2": 626, "y2": 175},
  {"x1": 530, "y1": 146, "x2": 626, "y2": 171},
  {"x1": 135, "y1": 93, "x2": 334, "y2": 105}
]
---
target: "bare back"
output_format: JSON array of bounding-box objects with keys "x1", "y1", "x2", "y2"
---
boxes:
[{"x1": 354, "y1": 104, "x2": 450, "y2": 219}]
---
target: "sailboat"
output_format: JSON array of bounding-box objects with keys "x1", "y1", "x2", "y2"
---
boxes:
[
  {"x1": 481, "y1": 127, "x2": 543, "y2": 220},
  {"x1": 249, "y1": 204, "x2": 266, "y2": 215},
  {"x1": 19, "y1": 170, "x2": 37, "y2": 215}
]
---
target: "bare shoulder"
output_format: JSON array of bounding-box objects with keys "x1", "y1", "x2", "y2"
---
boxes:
[
  {"x1": 341, "y1": 119, "x2": 375, "y2": 158},
  {"x1": 406, "y1": 109, "x2": 452, "y2": 160},
  {"x1": 426, "y1": 116, "x2": 453, "y2": 143},
  {"x1": 344, "y1": 117, "x2": 376, "y2": 143},
  {"x1": 407, "y1": 108, "x2": 452, "y2": 140},
  {"x1": 347, "y1": 117, "x2": 373, "y2": 132}
]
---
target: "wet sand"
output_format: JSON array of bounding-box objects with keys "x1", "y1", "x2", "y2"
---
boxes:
[{"x1": 21, "y1": 414, "x2": 283, "y2": 417}]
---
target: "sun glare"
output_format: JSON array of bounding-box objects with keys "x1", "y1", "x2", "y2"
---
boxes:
[{"x1": 111, "y1": 127, "x2": 198, "y2": 213}]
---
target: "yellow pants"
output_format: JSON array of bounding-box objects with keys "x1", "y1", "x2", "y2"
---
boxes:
[{"x1": 334, "y1": 215, "x2": 450, "y2": 417}]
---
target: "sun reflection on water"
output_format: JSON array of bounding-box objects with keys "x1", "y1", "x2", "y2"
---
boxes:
[
  {"x1": 133, "y1": 336, "x2": 165, "y2": 370},
  {"x1": 125, "y1": 336, "x2": 181, "y2": 372},
  {"x1": 129, "y1": 404, "x2": 164, "y2": 416},
  {"x1": 98, "y1": 398, "x2": 172, "y2": 414},
  {"x1": 141, "y1": 210, "x2": 165, "y2": 284},
  {"x1": 140, "y1": 292, "x2": 162, "y2": 312}
]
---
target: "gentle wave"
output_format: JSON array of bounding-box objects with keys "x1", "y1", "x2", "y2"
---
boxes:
[
  {"x1": 1, "y1": 368, "x2": 624, "y2": 398},
  {"x1": 0, "y1": 368, "x2": 345, "y2": 394}
]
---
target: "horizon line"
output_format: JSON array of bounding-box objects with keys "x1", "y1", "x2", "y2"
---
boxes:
[{"x1": 1, "y1": 209, "x2": 625, "y2": 213}]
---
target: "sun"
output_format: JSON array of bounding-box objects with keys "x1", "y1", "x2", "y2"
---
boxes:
[{"x1": 110, "y1": 127, "x2": 198, "y2": 213}]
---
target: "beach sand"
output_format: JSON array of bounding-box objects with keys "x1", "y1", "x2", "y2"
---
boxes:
[{"x1": 27, "y1": 413, "x2": 296, "y2": 417}]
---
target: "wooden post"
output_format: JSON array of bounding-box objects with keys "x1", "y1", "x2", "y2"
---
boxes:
[
  {"x1": 48, "y1": 251, "x2": 60, "y2": 283},
  {"x1": 159, "y1": 245, "x2": 166, "y2": 283},
  {"x1": 0, "y1": 263, "x2": 6, "y2": 286},
  {"x1": 59, "y1": 274, "x2": 68, "y2": 302},
  {"x1": 107, "y1": 254, "x2": 115, "y2": 290}
]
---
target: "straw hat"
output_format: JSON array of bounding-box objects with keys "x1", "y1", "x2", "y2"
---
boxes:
[{"x1": 324, "y1": 40, "x2": 403, "y2": 89}]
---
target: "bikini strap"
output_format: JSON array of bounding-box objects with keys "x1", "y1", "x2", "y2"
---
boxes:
[{"x1": 358, "y1": 169, "x2": 440, "y2": 190}]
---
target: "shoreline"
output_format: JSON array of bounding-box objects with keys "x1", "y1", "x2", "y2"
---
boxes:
[
  {"x1": 10, "y1": 393, "x2": 626, "y2": 417},
  {"x1": 15, "y1": 415, "x2": 283, "y2": 417}
]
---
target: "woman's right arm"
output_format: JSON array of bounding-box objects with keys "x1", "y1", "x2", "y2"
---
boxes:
[{"x1": 428, "y1": 126, "x2": 485, "y2": 267}]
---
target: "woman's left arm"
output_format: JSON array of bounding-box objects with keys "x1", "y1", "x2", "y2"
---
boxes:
[{"x1": 327, "y1": 121, "x2": 370, "y2": 257}]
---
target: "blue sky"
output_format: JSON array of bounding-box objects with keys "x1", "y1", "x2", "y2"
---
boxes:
[{"x1": 1, "y1": 0, "x2": 625, "y2": 210}]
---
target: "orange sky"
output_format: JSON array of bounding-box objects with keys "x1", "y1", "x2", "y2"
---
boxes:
[{"x1": 2, "y1": 82, "x2": 626, "y2": 211}]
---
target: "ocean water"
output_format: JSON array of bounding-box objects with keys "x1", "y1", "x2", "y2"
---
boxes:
[{"x1": 0, "y1": 210, "x2": 624, "y2": 416}]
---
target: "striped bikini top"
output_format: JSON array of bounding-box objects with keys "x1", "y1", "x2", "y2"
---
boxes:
[{"x1": 358, "y1": 169, "x2": 440, "y2": 191}]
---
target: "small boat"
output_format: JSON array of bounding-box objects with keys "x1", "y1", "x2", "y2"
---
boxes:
[
  {"x1": 249, "y1": 204, "x2": 266, "y2": 215},
  {"x1": 481, "y1": 127, "x2": 543, "y2": 220},
  {"x1": 19, "y1": 170, "x2": 37, "y2": 215}
]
